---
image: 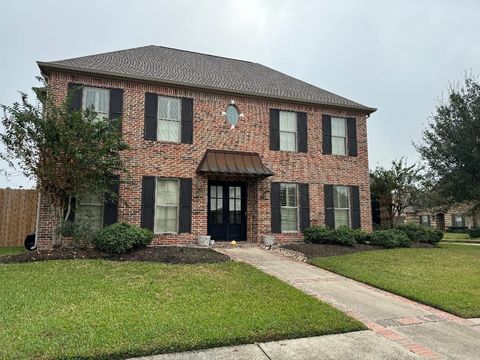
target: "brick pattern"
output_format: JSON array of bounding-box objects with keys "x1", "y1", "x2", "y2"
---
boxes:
[{"x1": 36, "y1": 71, "x2": 372, "y2": 249}]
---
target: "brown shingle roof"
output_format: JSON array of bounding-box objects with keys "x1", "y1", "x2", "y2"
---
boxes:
[{"x1": 38, "y1": 45, "x2": 375, "y2": 113}]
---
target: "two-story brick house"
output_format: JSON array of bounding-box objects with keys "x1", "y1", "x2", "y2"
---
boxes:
[{"x1": 35, "y1": 45, "x2": 376, "y2": 250}]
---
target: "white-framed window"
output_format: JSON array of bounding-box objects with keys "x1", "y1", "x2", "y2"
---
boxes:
[
  {"x1": 453, "y1": 214, "x2": 465, "y2": 227},
  {"x1": 75, "y1": 193, "x2": 104, "y2": 231},
  {"x1": 331, "y1": 117, "x2": 347, "y2": 155},
  {"x1": 155, "y1": 179, "x2": 179, "y2": 234},
  {"x1": 333, "y1": 186, "x2": 350, "y2": 228},
  {"x1": 280, "y1": 183, "x2": 298, "y2": 232},
  {"x1": 420, "y1": 215, "x2": 430, "y2": 226},
  {"x1": 279, "y1": 111, "x2": 297, "y2": 152},
  {"x1": 158, "y1": 96, "x2": 181, "y2": 142},
  {"x1": 82, "y1": 87, "x2": 110, "y2": 120}
]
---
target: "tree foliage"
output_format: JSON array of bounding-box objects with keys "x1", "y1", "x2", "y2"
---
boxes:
[
  {"x1": 370, "y1": 158, "x2": 424, "y2": 228},
  {"x1": 417, "y1": 75, "x2": 480, "y2": 212},
  {"x1": 0, "y1": 79, "x2": 128, "y2": 219}
]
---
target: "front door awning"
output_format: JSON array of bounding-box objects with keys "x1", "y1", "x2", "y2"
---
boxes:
[{"x1": 196, "y1": 150, "x2": 274, "y2": 177}]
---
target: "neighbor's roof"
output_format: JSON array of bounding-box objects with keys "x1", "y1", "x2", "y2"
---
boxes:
[{"x1": 37, "y1": 45, "x2": 376, "y2": 113}]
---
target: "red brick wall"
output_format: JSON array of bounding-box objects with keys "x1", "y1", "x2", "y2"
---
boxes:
[{"x1": 36, "y1": 71, "x2": 372, "y2": 249}]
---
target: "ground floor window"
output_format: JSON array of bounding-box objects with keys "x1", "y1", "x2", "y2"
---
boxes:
[
  {"x1": 420, "y1": 214, "x2": 431, "y2": 226},
  {"x1": 75, "y1": 193, "x2": 104, "y2": 231},
  {"x1": 333, "y1": 186, "x2": 350, "y2": 228},
  {"x1": 453, "y1": 214, "x2": 465, "y2": 227},
  {"x1": 155, "y1": 179, "x2": 179, "y2": 234},
  {"x1": 280, "y1": 183, "x2": 298, "y2": 232}
]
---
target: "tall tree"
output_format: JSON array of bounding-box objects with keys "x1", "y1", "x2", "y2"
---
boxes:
[
  {"x1": 0, "y1": 79, "x2": 128, "y2": 229},
  {"x1": 417, "y1": 75, "x2": 480, "y2": 211},
  {"x1": 370, "y1": 158, "x2": 424, "y2": 228}
]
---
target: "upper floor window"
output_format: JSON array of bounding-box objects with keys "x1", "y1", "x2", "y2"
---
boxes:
[
  {"x1": 333, "y1": 185, "x2": 350, "y2": 228},
  {"x1": 331, "y1": 117, "x2": 347, "y2": 155},
  {"x1": 155, "y1": 178, "x2": 179, "y2": 233},
  {"x1": 279, "y1": 111, "x2": 297, "y2": 152},
  {"x1": 82, "y1": 87, "x2": 110, "y2": 120},
  {"x1": 157, "y1": 96, "x2": 181, "y2": 142},
  {"x1": 280, "y1": 183, "x2": 298, "y2": 232}
]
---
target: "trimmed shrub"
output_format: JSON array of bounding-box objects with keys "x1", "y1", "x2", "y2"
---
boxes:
[
  {"x1": 397, "y1": 223, "x2": 443, "y2": 244},
  {"x1": 351, "y1": 228, "x2": 372, "y2": 244},
  {"x1": 446, "y1": 226, "x2": 468, "y2": 233},
  {"x1": 303, "y1": 226, "x2": 356, "y2": 246},
  {"x1": 94, "y1": 223, "x2": 153, "y2": 254},
  {"x1": 370, "y1": 229, "x2": 411, "y2": 248},
  {"x1": 328, "y1": 226, "x2": 357, "y2": 246},
  {"x1": 468, "y1": 227, "x2": 480, "y2": 239},
  {"x1": 303, "y1": 226, "x2": 333, "y2": 244}
]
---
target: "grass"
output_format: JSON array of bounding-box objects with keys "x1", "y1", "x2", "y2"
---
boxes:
[
  {"x1": 0, "y1": 260, "x2": 363, "y2": 359},
  {"x1": 0, "y1": 247, "x2": 25, "y2": 256},
  {"x1": 442, "y1": 232, "x2": 480, "y2": 243},
  {"x1": 310, "y1": 244, "x2": 480, "y2": 318}
]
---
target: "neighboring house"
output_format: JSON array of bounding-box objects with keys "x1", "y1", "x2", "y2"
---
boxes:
[
  {"x1": 35, "y1": 45, "x2": 376, "y2": 250},
  {"x1": 401, "y1": 205, "x2": 479, "y2": 230}
]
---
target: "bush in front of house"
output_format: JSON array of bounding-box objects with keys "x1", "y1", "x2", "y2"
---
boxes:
[
  {"x1": 370, "y1": 229, "x2": 411, "y2": 248},
  {"x1": 303, "y1": 226, "x2": 333, "y2": 244},
  {"x1": 94, "y1": 223, "x2": 154, "y2": 254},
  {"x1": 468, "y1": 227, "x2": 480, "y2": 239},
  {"x1": 446, "y1": 226, "x2": 469, "y2": 233},
  {"x1": 350, "y1": 228, "x2": 372, "y2": 244},
  {"x1": 303, "y1": 226, "x2": 356, "y2": 246},
  {"x1": 396, "y1": 223, "x2": 443, "y2": 244}
]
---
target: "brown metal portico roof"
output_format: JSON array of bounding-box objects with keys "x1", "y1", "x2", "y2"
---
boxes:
[{"x1": 196, "y1": 150, "x2": 274, "y2": 177}]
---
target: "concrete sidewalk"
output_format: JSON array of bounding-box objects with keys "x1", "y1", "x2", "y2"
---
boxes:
[
  {"x1": 131, "y1": 331, "x2": 419, "y2": 360},
  {"x1": 218, "y1": 247, "x2": 480, "y2": 359}
]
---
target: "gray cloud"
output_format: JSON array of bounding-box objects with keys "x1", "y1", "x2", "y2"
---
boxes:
[{"x1": 1, "y1": 0, "x2": 479, "y2": 188}]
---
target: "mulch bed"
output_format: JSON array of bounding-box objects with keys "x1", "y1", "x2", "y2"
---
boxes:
[
  {"x1": 283, "y1": 242, "x2": 437, "y2": 259},
  {"x1": 0, "y1": 246, "x2": 230, "y2": 264}
]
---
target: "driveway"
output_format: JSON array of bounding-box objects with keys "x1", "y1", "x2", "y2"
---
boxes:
[{"x1": 218, "y1": 247, "x2": 480, "y2": 359}]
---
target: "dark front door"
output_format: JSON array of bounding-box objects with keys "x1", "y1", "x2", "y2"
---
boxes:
[{"x1": 208, "y1": 181, "x2": 247, "y2": 241}]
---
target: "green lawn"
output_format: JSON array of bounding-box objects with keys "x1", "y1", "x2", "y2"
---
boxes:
[
  {"x1": 310, "y1": 244, "x2": 480, "y2": 318},
  {"x1": 442, "y1": 232, "x2": 480, "y2": 243},
  {"x1": 0, "y1": 260, "x2": 363, "y2": 360},
  {"x1": 0, "y1": 247, "x2": 25, "y2": 256}
]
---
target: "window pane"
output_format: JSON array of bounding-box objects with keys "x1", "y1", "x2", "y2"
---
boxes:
[
  {"x1": 280, "y1": 184, "x2": 287, "y2": 206},
  {"x1": 335, "y1": 209, "x2": 349, "y2": 228},
  {"x1": 333, "y1": 186, "x2": 349, "y2": 208},
  {"x1": 331, "y1": 117, "x2": 346, "y2": 137},
  {"x1": 287, "y1": 184, "x2": 297, "y2": 207},
  {"x1": 280, "y1": 132, "x2": 296, "y2": 151},
  {"x1": 332, "y1": 136, "x2": 346, "y2": 155},
  {"x1": 279, "y1": 111, "x2": 297, "y2": 132},
  {"x1": 158, "y1": 97, "x2": 181, "y2": 121},
  {"x1": 281, "y1": 208, "x2": 298, "y2": 231},
  {"x1": 83, "y1": 87, "x2": 109, "y2": 117}
]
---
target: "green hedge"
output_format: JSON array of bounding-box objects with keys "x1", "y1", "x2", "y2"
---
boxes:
[
  {"x1": 468, "y1": 227, "x2": 480, "y2": 239},
  {"x1": 370, "y1": 229, "x2": 411, "y2": 248},
  {"x1": 303, "y1": 226, "x2": 372, "y2": 247},
  {"x1": 396, "y1": 223, "x2": 443, "y2": 244},
  {"x1": 94, "y1": 223, "x2": 154, "y2": 254}
]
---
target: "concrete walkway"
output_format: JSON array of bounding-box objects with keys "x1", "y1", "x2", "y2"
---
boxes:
[
  {"x1": 217, "y1": 247, "x2": 480, "y2": 360},
  {"x1": 131, "y1": 331, "x2": 419, "y2": 359}
]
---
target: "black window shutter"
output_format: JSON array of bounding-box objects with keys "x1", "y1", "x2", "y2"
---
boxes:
[
  {"x1": 299, "y1": 183, "x2": 310, "y2": 231},
  {"x1": 68, "y1": 83, "x2": 83, "y2": 112},
  {"x1": 350, "y1": 186, "x2": 361, "y2": 229},
  {"x1": 297, "y1": 112, "x2": 308, "y2": 153},
  {"x1": 144, "y1": 93, "x2": 158, "y2": 140},
  {"x1": 141, "y1": 176, "x2": 155, "y2": 231},
  {"x1": 322, "y1": 115, "x2": 332, "y2": 155},
  {"x1": 271, "y1": 182, "x2": 281, "y2": 233},
  {"x1": 178, "y1": 178, "x2": 192, "y2": 233},
  {"x1": 269, "y1": 109, "x2": 280, "y2": 151},
  {"x1": 181, "y1": 98, "x2": 193, "y2": 144},
  {"x1": 324, "y1": 185, "x2": 335, "y2": 228},
  {"x1": 109, "y1": 88, "x2": 124, "y2": 132},
  {"x1": 419, "y1": 215, "x2": 423, "y2": 225},
  {"x1": 347, "y1": 117, "x2": 358, "y2": 156},
  {"x1": 103, "y1": 176, "x2": 120, "y2": 226}
]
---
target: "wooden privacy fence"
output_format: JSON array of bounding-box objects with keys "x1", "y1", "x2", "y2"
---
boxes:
[{"x1": 0, "y1": 189, "x2": 38, "y2": 247}]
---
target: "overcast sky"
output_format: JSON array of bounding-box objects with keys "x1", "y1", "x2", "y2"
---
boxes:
[{"x1": 1, "y1": 0, "x2": 479, "y2": 188}]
